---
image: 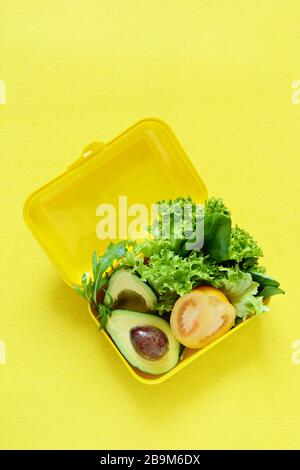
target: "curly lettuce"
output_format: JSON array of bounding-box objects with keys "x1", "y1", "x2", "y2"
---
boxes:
[
  {"x1": 138, "y1": 250, "x2": 217, "y2": 294},
  {"x1": 218, "y1": 268, "x2": 268, "y2": 319},
  {"x1": 151, "y1": 196, "x2": 203, "y2": 253},
  {"x1": 204, "y1": 197, "x2": 231, "y2": 217},
  {"x1": 131, "y1": 248, "x2": 219, "y2": 314},
  {"x1": 228, "y1": 226, "x2": 263, "y2": 262}
]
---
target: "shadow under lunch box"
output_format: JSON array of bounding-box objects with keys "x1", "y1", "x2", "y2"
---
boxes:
[{"x1": 23, "y1": 118, "x2": 256, "y2": 385}]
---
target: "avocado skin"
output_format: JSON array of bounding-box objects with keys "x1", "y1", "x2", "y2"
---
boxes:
[
  {"x1": 104, "y1": 269, "x2": 157, "y2": 312},
  {"x1": 106, "y1": 310, "x2": 180, "y2": 375}
]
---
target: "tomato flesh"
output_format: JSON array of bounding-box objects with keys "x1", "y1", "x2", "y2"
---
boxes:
[{"x1": 170, "y1": 290, "x2": 236, "y2": 349}]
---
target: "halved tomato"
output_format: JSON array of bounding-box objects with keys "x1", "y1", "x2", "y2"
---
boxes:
[
  {"x1": 194, "y1": 285, "x2": 230, "y2": 304},
  {"x1": 170, "y1": 289, "x2": 236, "y2": 349}
]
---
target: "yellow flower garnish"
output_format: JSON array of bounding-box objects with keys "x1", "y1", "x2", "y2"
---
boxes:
[
  {"x1": 147, "y1": 232, "x2": 154, "y2": 240},
  {"x1": 112, "y1": 259, "x2": 119, "y2": 269}
]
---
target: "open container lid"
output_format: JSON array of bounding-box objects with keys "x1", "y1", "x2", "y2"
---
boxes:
[{"x1": 24, "y1": 118, "x2": 207, "y2": 286}]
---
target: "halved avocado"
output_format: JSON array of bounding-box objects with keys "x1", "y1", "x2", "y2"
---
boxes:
[
  {"x1": 106, "y1": 310, "x2": 180, "y2": 374},
  {"x1": 104, "y1": 269, "x2": 157, "y2": 312}
]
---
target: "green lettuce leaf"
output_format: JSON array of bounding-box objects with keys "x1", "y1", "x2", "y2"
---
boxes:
[
  {"x1": 250, "y1": 271, "x2": 280, "y2": 288},
  {"x1": 219, "y1": 268, "x2": 269, "y2": 319},
  {"x1": 135, "y1": 249, "x2": 219, "y2": 313},
  {"x1": 137, "y1": 249, "x2": 218, "y2": 296},
  {"x1": 204, "y1": 197, "x2": 231, "y2": 217},
  {"x1": 249, "y1": 271, "x2": 285, "y2": 298},
  {"x1": 235, "y1": 295, "x2": 268, "y2": 319},
  {"x1": 151, "y1": 196, "x2": 202, "y2": 253},
  {"x1": 203, "y1": 198, "x2": 232, "y2": 261},
  {"x1": 227, "y1": 226, "x2": 263, "y2": 262},
  {"x1": 259, "y1": 286, "x2": 285, "y2": 298}
]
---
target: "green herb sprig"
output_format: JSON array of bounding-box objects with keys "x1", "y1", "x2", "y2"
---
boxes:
[{"x1": 73, "y1": 241, "x2": 127, "y2": 328}]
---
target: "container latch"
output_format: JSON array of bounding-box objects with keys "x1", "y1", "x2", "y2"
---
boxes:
[{"x1": 68, "y1": 141, "x2": 105, "y2": 170}]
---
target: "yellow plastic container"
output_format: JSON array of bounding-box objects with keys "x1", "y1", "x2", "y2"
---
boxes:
[{"x1": 24, "y1": 118, "x2": 255, "y2": 385}]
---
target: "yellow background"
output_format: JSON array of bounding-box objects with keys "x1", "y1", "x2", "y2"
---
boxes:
[{"x1": 1, "y1": 0, "x2": 300, "y2": 450}]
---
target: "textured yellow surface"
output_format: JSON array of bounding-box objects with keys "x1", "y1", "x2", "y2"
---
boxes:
[{"x1": 1, "y1": 0, "x2": 299, "y2": 450}]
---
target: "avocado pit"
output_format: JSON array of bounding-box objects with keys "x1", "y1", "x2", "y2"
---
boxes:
[{"x1": 130, "y1": 325, "x2": 169, "y2": 361}]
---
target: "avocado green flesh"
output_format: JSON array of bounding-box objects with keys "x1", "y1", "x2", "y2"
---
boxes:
[
  {"x1": 106, "y1": 310, "x2": 180, "y2": 375},
  {"x1": 104, "y1": 269, "x2": 157, "y2": 312}
]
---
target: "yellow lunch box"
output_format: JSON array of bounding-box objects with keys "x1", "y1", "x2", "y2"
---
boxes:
[{"x1": 23, "y1": 118, "x2": 256, "y2": 385}]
